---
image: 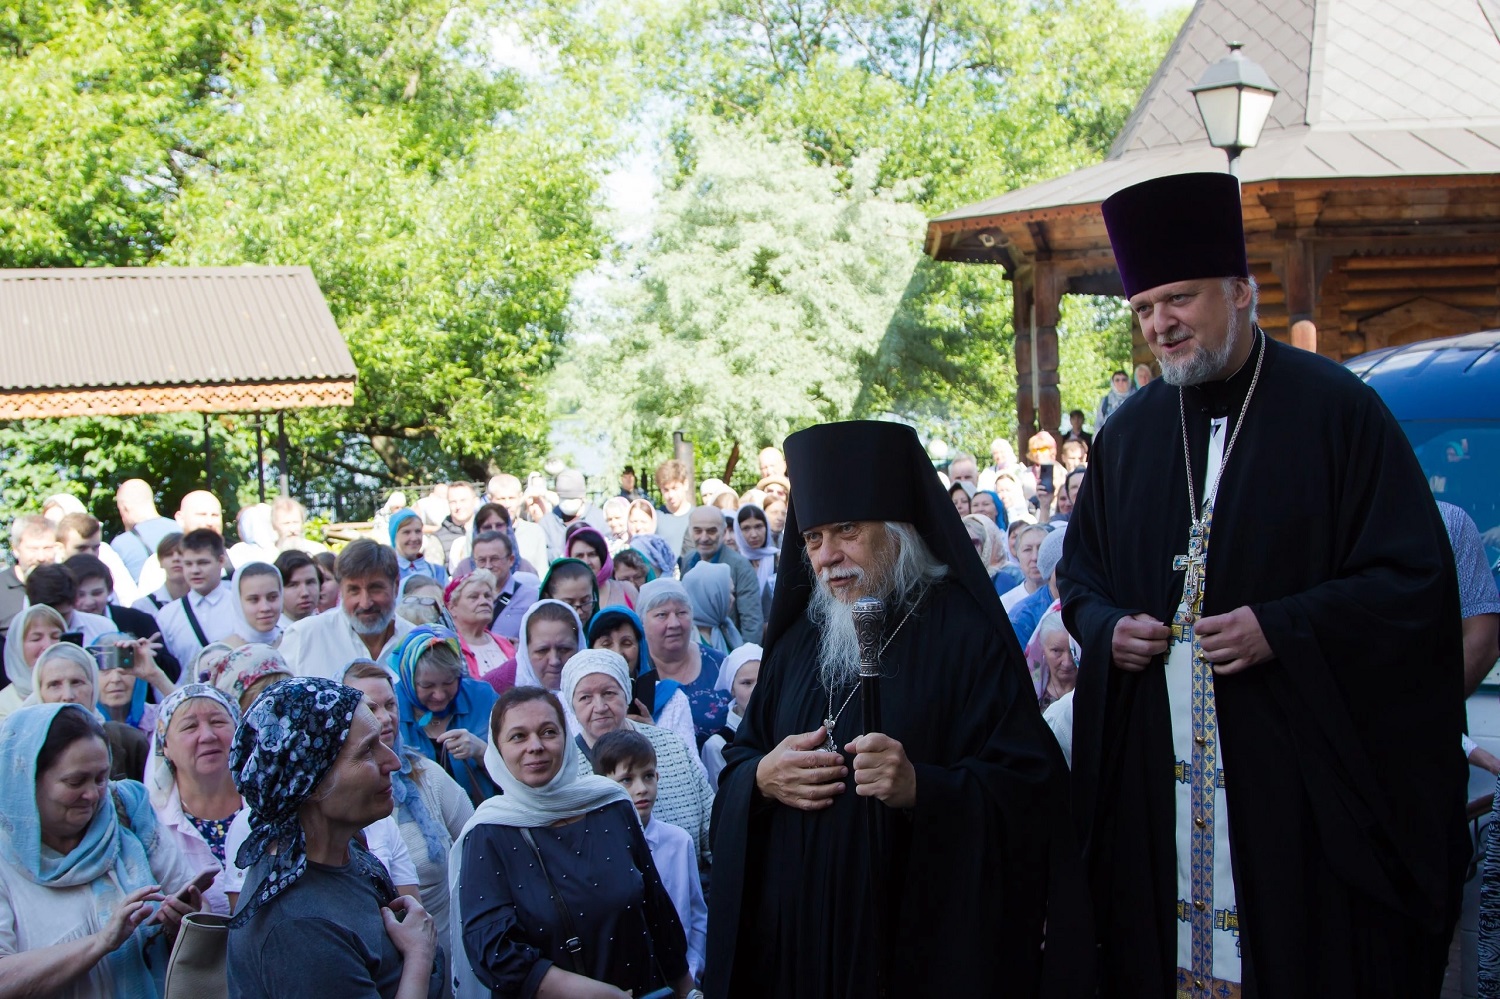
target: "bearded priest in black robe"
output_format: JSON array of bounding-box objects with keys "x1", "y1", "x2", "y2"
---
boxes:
[
  {"x1": 1060, "y1": 172, "x2": 1468, "y2": 999},
  {"x1": 704, "y1": 420, "x2": 1091, "y2": 998}
]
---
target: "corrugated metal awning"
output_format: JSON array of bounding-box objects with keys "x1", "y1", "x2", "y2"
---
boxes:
[{"x1": 0, "y1": 266, "x2": 357, "y2": 418}]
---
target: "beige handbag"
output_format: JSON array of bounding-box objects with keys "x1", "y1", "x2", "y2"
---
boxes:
[{"x1": 162, "y1": 911, "x2": 231, "y2": 999}]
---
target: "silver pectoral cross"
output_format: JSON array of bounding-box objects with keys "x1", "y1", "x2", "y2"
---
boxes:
[
  {"x1": 823, "y1": 719, "x2": 837, "y2": 753},
  {"x1": 1173, "y1": 519, "x2": 1208, "y2": 609}
]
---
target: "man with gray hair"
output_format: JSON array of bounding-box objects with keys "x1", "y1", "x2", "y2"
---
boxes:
[
  {"x1": 707, "y1": 420, "x2": 1087, "y2": 999},
  {"x1": 0, "y1": 514, "x2": 57, "y2": 651},
  {"x1": 279, "y1": 538, "x2": 414, "y2": 679}
]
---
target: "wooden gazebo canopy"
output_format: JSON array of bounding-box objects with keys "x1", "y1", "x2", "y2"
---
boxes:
[
  {"x1": 925, "y1": 0, "x2": 1500, "y2": 439},
  {"x1": 0, "y1": 266, "x2": 356, "y2": 419}
]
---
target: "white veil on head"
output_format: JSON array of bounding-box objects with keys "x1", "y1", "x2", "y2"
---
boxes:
[
  {"x1": 512, "y1": 598, "x2": 584, "y2": 693},
  {"x1": 230, "y1": 563, "x2": 284, "y2": 645}
]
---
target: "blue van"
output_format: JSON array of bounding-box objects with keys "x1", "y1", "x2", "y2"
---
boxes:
[
  {"x1": 1348, "y1": 330, "x2": 1500, "y2": 997},
  {"x1": 1347, "y1": 331, "x2": 1500, "y2": 590}
]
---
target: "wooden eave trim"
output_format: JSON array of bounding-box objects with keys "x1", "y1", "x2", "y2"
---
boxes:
[{"x1": 0, "y1": 379, "x2": 357, "y2": 419}]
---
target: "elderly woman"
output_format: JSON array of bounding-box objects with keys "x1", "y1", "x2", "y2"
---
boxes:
[
  {"x1": 397, "y1": 574, "x2": 448, "y2": 628},
  {"x1": 449, "y1": 685, "x2": 692, "y2": 999},
  {"x1": 94, "y1": 631, "x2": 175, "y2": 736},
  {"x1": 344, "y1": 660, "x2": 474, "y2": 958},
  {"x1": 0, "y1": 703, "x2": 203, "y2": 999},
  {"x1": 601, "y1": 496, "x2": 632, "y2": 551},
  {"x1": 630, "y1": 534, "x2": 679, "y2": 581},
  {"x1": 391, "y1": 508, "x2": 448, "y2": 585},
  {"x1": 147, "y1": 683, "x2": 243, "y2": 916},
  {"x1": 1029, "y1": 611, "x2": 1080, "y2": 711},
  {"x1": 612, "y1": 548, "x2": 654, "y2": 590},
  {"x1": 681, "y1": 561, "x2": 741, "y2": 654},
  {"x1": 635, "y1": 580, "x2": 729, "y2": 749},
  {"x1": 227, "y1": 677, "x2": 441, "y2": 999},
  {"x1": 200, "y1": 643, "x2": 291, "y2": 715},
  {"x1": 700, "y1": 644, "x2": 761, "y2": 786},
  {"x1": 564, "y1": 650, "x2": 715, "y2": 864},
  {"x1": 999, "y1": 523, "x2": 1049, "y2": 613},
  {"x1": 26, "y1": 643, "x2": 150, "y2": 781},
  {"x1": 588, "y1": 607, "x2": 697, "y2": 754},
  {"x1": 567, "y1": 526, "x2": 638, "y2": 611},
  {"x1": 393, "y1": 627, "x2": 498, "y2": 805},
  {"x1": 226, "y1": 562, "x2": 284, "y2": 647},
  {"x1": 0, "y1": 604, "x2": 65, "y2": 722},
  {"x1": 443, "y1": 570, "x2": 513, "y2": 679}
]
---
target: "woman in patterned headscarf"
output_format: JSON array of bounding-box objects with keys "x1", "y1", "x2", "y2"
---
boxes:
[{"x1": 227, "y1": 676, "x2": 442, "y2": 999}]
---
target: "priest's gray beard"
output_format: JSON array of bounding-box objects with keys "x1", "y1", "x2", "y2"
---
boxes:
[
  {"x1": 1159, "y1": 278, "x2": 1255, "y2": 386},
  {"x1": 808, "y1": 522, "x2": 949, "y2": 693}
]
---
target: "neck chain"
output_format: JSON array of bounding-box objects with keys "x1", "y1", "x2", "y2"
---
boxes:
[
  {"x1": 1171, "y1": 330, "x2": 1265, "y2": 602},
  {"x1": 823, "y1": 596, "x2": 920, "y2": 748},
  {"x1": 1179, "y1": 329, "x2": 1265, "y2": 519}
]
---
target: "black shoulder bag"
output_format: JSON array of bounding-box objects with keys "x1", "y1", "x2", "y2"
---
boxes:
[{"x1": 518, "y1": 828, "x2": 586, "y2": 974}]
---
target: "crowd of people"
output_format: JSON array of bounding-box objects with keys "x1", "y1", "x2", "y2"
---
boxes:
[
  {"x1": 0, "y1": 427, "x2": 1093, "y2": 998},
  {"x1": 2, "y1": 173, "x2": 1496, "y2": 998}
]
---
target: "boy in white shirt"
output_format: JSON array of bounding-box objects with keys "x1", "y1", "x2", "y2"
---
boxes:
[{"x1": 596, "y1": 729, "x2": 707, "y2": 983}]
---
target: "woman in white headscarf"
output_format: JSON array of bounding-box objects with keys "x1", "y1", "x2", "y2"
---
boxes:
[
  {"x1": 448, "y1": 684, "x2": 691, "y2": 999},
  {"x1": 223, "y1": 562, "x2": 284, "y2": 647},
  {"x1": 493, "y1": 599, "x2": 585, "y2": 700},
  {"x1": 0, "y1": 604, "x2": 66, "y2": 723},
  {"x1": 561, "y1": 650, "x2": 714, "y2": 857},
  {"x1": 733, "y1": 504, "x2": 779, "y2": 620}
]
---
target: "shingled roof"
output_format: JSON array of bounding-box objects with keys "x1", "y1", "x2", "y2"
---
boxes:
[
  {"x1": 928, "y1": 0, "x2": 1500, "y2": 248},
  {"x1": 0, "y1": 267, "x2": 357, "y2": 419}
]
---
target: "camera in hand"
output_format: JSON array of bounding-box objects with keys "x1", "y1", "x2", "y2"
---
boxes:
[{"x1": 91, "y1": 643, "x2": 136, "y2": 671}]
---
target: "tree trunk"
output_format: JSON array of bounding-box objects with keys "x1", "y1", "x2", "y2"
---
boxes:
[
  {"x1": 368, "y1": 434, "x2": 414, "y2": 481},
  {"x1": 723, "y1": 440, "x2": 741, "y2": 483}
]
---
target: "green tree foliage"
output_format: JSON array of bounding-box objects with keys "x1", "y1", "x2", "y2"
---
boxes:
[
  {"x1": 572, "y1": 0, "x2": 1178, "y2": 459},
  {"x1": 0, "y1": 415, "x2": 258, "y2": 535},
  {"x1": 0, "y1": 0, "x2": 612, "y2": 524},
  {"x1": 567, "y1": 117, "x2": 928, "y2": 478}
]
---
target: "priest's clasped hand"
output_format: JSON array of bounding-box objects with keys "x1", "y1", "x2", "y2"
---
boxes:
[
  {"x1": 845, "y1": 733, "x2": 916, "y2": 810},
  {"x1": 1112, "y1": 613, "x2": 1172, "y2": 670},
  {"x1": 756, "y1": 728, "x2": 848, "y2": 811},
  {"x1": 1195, "y1": 606, "x2": 1272, "y2": 674}
]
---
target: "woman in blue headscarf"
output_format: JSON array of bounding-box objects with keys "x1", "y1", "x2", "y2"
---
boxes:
[
  {"x1": 391, "y1": 627, "x2": 498, "y2": 806},
  {"x1": 0, "y1": 703, "x2": 203, "y2": 999}
]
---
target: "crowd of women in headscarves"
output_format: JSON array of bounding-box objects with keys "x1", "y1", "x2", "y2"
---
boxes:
[{"x1": 0, "y1": 472, "x2": 785, "y2": 997}]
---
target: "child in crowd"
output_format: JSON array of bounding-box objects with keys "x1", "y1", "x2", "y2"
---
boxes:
[
  {"x1": 700, "y1": 644, "x2": 761, "y2": 786},
  {"x1": 595, "y1": 730, "x2": 707, "y2": 983}
]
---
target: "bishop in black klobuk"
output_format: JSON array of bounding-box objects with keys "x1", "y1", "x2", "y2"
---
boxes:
[
  {"x1": 1061, "y1": 172, "x2": 1468, "y2": 998},
  {"x1": 705, "y1": 419, "x2": 1091, "y2": 998}
]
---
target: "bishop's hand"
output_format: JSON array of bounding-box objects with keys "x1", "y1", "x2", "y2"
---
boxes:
[
  {"x1": 846, "y1": 733, "x2": 916, "y2": 810},
  {"x1": 1112, "y1": 613, "x2": 1172, "y2": 670},
  {"x1": 1195, "y1": 606, "x2": 1272, "y2": 675},
  {"x1": 755, "y1": 728, "x2": 848, "y2": 811}
]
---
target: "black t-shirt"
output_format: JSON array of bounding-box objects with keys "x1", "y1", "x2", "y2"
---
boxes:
[{"x1": 228, "y1": 842, "x2": 445, "y2": 999}]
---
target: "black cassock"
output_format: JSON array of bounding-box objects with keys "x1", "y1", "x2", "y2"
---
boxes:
[
  {"x1": 704, "y1": 581, "x2": 1079, "y2": 998},
  {"x1": 1061, "y1": 333, "x2": 1469, "y2": 998}
]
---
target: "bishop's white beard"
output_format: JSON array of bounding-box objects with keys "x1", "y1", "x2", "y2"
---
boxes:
[
  {"x1": 806, "y1": 523, "x2": 949, "y2": 693},
  {"x1": 809, "y1": 576, "x2": 864, "y2": 693}
]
